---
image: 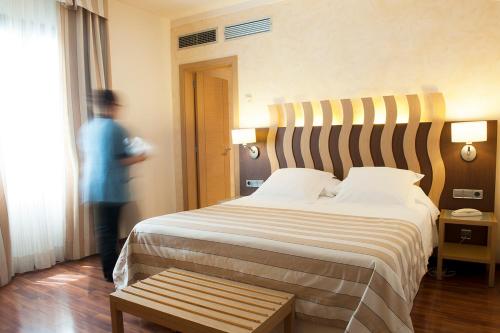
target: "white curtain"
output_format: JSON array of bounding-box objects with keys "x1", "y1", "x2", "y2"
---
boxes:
[{"x1": 0, "y1": 0, "x2": 66, "y2": 273}]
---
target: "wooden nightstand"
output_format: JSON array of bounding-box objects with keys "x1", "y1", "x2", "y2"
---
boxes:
[{"x1": 437, "y1": 209, "x2": 497, "y2": 287}]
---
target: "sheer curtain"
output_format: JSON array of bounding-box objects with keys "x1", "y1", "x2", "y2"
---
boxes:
[{"x1": 0, "y1": 0, "x2": 66, "y2": 273}]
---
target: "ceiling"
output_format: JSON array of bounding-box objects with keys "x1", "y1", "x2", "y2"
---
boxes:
[{"x1": 119, "y1": 0, "x2": 254, "y2": 19}]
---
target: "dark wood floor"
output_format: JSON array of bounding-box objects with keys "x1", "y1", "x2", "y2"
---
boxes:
[
  {"x1": 0, "y1": 256, "x2": 498, "y2": 333},
  {"x1": 0, "y1": 256, "x2": 171, "y2": 333}
]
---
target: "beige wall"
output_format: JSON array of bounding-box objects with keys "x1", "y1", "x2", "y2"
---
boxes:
[
  {"x1": 108, "y1": 0, "x2": 177, "y2": 236},
  {"x1": 171, "y1": 0, "x2": 500, "y2": 258}
]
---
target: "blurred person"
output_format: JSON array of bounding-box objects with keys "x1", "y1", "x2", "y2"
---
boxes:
[{"x1": 79, "y1": 90, "x2": 146, "y2": 282}]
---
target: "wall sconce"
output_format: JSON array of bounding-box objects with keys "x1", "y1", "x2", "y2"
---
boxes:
[
  {"x1": 231, "y1": 128, "x2": 259, "y2": 159},
  {"x1": 451, "y1": 121, "x2": 487, "y2": 162}
]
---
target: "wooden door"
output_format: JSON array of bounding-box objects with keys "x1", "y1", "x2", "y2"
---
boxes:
[{"x1": 195, "y1": 72, "x2": 231, "y2": 207}]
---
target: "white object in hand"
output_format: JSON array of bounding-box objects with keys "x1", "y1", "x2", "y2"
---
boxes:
[{"x1": 124, "y1": 137, "x2": 153, "y2": 156}]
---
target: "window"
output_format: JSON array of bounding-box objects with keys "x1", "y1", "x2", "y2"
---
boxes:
[{"x1": 0, "y1": 0, "x2": 66, "y2": 272}]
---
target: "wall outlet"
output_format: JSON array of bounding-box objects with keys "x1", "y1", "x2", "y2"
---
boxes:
[
  {"x1": 246, "y1": 179, "x2": 264, "y2": 188},
  {"x1": 460, "y1": 228, "x2": 472, "y2": 241},
  {"x1": 453, "y1": 189, "x2": 483, "y2": 200}
]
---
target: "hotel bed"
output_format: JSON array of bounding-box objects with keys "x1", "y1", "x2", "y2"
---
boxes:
[{"x1": 114, "y1": 168, "x2": 438, "y2": 333}]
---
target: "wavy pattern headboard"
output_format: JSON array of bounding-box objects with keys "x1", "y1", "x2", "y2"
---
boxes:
[{"x1": 264, "y1": 93, "x2": 446, "y2": 205}]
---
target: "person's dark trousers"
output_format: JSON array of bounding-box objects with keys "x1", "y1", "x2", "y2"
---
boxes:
[{"x1": 93, "y1": 202, "x2": 123, "y2": 282}]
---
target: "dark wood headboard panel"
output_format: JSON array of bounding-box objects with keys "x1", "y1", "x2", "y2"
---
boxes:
[
  {"x1": 440, "y1": 121, "x2": 497, "y2": 211},
  {"x1": 240, "y1": 121, "x2": 497, "y2": 211},
  {"x1": 239, "y1": 128, "x2": 271, "y2": 191}
]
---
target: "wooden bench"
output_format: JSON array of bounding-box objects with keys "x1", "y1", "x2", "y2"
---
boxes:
[{"x1": 109, "y1": 268, "x2": 295, "y2": 333}]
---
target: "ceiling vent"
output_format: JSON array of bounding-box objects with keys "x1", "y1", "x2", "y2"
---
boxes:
[
  {"x1": 224, "y1": 17, "x2": 271, "y2": 40},
  {"x1": 178, "y1": 28, "x2": 217, "y2": 49}
]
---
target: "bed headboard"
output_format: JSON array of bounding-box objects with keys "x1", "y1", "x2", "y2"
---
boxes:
[{"x1": 239, "y1": 93, "x2": 498, "y2": 211}]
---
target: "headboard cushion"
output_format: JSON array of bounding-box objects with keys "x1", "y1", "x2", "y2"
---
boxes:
[{"x1": 266, "y1": 93, "x2": 446, "y2": 205}]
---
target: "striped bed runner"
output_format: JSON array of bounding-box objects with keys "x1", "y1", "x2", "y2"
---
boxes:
[{"x1": 114, "y1": 204, "x2": 427, "y2": 333}]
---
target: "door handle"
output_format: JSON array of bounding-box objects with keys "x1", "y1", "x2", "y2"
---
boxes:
[{"x1": 222, "y1": 147, "x2": 231, "y2": 155}]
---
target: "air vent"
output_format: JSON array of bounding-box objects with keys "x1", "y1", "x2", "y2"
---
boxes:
[
  {"x1": 224, "y1": 17, "x2": 271, "y2": 40},
  {"x1": 178, "y1": 28, "x2": 217, "y2": 49}
]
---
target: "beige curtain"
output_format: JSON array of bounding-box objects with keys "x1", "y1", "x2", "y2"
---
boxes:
[
  {"x1": 0, "y1": 173, "x2": 12, "y2": 286},
  {"x1": 59, "y1": 2, "x2": 111, "y2": 260},
  {"x1": 58, "y1": 0, "x2": 108, "y2": 18}
]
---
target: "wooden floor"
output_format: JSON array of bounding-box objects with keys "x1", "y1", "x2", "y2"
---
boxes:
[{"x1": 0, "y1": 256, "x2": 498, "y2": 333}]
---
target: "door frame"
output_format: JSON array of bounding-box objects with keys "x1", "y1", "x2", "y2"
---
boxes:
[{"x1": 179, "y1": 56, "x2": 239, "y2": 210}]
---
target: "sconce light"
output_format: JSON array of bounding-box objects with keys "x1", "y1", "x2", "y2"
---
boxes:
[
  {"x1": 231, "y1": 128, "x2": 259, "y2": 159},
  {"x1": 451, "y1": 121, "x2": 487, "y2": 162}
]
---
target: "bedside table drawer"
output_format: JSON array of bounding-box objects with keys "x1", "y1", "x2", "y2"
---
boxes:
[{"x1": 443, "y1": 224, "x2": 488, "y2": 245}]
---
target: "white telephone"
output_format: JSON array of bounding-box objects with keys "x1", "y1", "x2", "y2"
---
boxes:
[{"x1": 451, "y1": 208, "x2": 482, "y2": 217}]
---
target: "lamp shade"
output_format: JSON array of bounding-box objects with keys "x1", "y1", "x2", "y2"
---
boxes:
[
  {"x1": 231, "y1": 128, "x2": 256, "y2": 145},
  {"x1": 451, "y1": 121, "x2": 487, "y2": 144}
]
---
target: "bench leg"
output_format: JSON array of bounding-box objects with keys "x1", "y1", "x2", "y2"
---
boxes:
[
  {"x1": 110, "y1": 301, "x2": 124, "y2": 333},
  {"x1": 284, "y1": 311, "x2": 294, "y2": 333}
]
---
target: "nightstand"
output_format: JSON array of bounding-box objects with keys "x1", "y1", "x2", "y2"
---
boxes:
[{"x1": 437, "y1": 209, "x2": 497, "y2": 287}]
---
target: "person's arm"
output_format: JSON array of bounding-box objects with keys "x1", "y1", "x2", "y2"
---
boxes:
[
  {"x1": 120, "y1": 154, "x2": 147, "y2": 166},
  {"x1": 112, "y1": 123, "x2": 148, "y2": 166}
]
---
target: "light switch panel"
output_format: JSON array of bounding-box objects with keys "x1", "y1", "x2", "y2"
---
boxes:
[
  {"x1": 453, "y1": 189, "x2": 483, "y2": 200},
  {"x1": 246, "y1": 179, "x2": 264, "y2": 188}
]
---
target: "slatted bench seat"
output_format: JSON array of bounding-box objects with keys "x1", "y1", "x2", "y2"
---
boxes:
[{"x1": 109, "y1": 268, "x2": 295, "y2": 333}]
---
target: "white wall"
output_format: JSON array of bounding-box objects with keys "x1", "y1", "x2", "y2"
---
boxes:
[
  {"x1": 171, "y1": 0, "x2": 500, "y2": 258},
  {"x1": 108, "y1": 0, "x2": 177, "y2": 236},
  {"x1": 172, "y1": 0, "x2": 500, "y2": 124}
]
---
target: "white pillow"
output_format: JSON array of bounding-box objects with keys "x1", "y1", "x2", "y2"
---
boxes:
[
  {"x1": 253, "y1": 168, "x2": 334, "y2": 202},
  {"x1": 320, "y1": 178, "x2": 342, "y2": 197},
  {"x1": 412, "y1": 185, "x2": 440, "y2": 222},
  {"x1": 334, "y1": 167, "x2": 424, "y2": 206}
]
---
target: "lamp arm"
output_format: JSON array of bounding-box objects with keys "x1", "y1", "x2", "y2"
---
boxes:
[
  {"x1": 460, "y1": 143, "x2": 477, "y2": 162},
  {"x1": 241, "y1": 143, "x2": 259, "y2": 159}
]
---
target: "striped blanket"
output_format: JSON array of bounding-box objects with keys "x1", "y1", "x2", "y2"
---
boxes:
[{"x1": 114, "y1": 204, "x2": 427, "y2": 333}]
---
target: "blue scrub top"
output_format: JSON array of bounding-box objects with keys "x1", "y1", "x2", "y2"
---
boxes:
[{"x1": 79, "y1": 117, "x2": 129, "y2": 204}]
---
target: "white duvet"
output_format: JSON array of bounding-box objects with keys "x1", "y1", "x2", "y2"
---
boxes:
[{"x1": 226, "y1": 195, "x2": 438, "y2": 263}]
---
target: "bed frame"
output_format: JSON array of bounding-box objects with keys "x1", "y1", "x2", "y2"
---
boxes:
[{"x1": 239, "y1": 93, "x2": 497, "y2": 213}]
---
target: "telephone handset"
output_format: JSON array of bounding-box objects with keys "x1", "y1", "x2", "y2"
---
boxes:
[{"x1": 451, "y1": 208, "x2": 482, "y2": 217}]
